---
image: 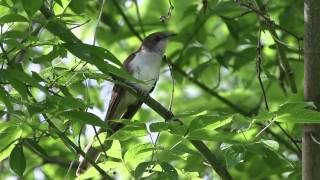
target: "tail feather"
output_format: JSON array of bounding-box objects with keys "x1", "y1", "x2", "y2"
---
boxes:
[{"x1": 76, "y1": 142, "x2": 101, "y2": 176}]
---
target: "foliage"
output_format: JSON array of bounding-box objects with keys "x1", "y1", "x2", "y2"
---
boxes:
[{"x1": 0, "y1": 0, "x2": 305, "y2": 179}]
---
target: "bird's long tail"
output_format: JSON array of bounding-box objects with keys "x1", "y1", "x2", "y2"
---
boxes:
[{"x1": 76, "y1": 139, "x2": 102, "y2": 176}]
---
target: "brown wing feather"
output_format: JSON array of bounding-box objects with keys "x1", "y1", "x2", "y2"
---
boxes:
[{"x1": 104, "y1": 52, "x2": 137, "y2": 121}]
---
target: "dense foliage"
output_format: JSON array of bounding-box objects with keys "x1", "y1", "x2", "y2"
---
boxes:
[{"x1": 0, "y1": 0, "x2": 307, "y2": 179}]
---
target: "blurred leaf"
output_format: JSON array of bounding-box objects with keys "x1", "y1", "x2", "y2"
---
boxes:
[
  {"x1": 69, "y1": 0, "x2": 86, "y2": 14},
  {"x1": 54, "y1": 0, "x2": 63, "y2": 7},
  {"x1": 159, "y1": 162, "x2": 179, "y2": 180},
  {"x1": 275, "y1": 102, "x2": 320, "y2": 123},
  {"x1": 149, "y1": 122, "x2": 169, "y2": 132},
  {"x1": 135, "y1": 162, "x2": 152, "y2": 179},
  {"x1": 24, "y1": 139, "x2": 48, "y2": 156},
  {"x1": 0, "y1": 14, "x2": 28, "y2": 24},
  {"x1": 9, "y1": 144, "x2": 26, "y2": 176},
  {"x1": 108, "y1": 123, "x2": 148, "y2": 141},
  {"x1": 33, "y1": 48, "x2": 59, "y2": 64},
  {"x1": 21, "y1": 0, "x2": 43, "y2": 17},
  {"x1": 60, "y1": 110, "x2": 108, "y2": 128},
  {"x1": 261, "y1": 139, "x2": 279, "y2": 151},
  {"x1": 189, "y1": 115, "x2": 233, "y2": 132},
  {"x1": 0, "y1": 86, "x2": 13, "y2": 112}
]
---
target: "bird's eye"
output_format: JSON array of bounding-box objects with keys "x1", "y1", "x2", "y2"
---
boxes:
[{"x1": 154, "y1": 36, "x2": 161, "y2": 41}]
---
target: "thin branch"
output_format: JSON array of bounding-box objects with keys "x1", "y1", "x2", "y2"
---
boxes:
[
  {"x1": 133, "y1": 0, "x2": 145, "y2": 37},
  {"x1": 24, "y1": 140, "x2": 79, "y2": 169},
  {"x1": 235, "y1": 1, "x2": 303, "y2": 40},
  {"x1": 255, "y1": 29, "x2": 302, "y2": 155},
  {"x1": 111, "y1": 0, "x2": 143, "y2": 41},
  {"x1": 160, "y1": 0, "x2": 174, "y2": 23},
  {"x1": 256, "y1": 30, "x2": 269, "y2": 110},
  {"x1": 93, "y1": 0, "x2": 106, "y2": 45},
  {"x1": 212, "y1": 64, "x2": 221, "y2": 90},
  {"x1": 163, "y1": 56, "x2": 175, "y2": 111}
]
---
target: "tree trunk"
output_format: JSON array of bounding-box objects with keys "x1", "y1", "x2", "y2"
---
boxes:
[{"x1": 303, "y1": 0, "x2": 320, "y2": 180}]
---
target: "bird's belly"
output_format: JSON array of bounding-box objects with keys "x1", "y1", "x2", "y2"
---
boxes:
[{"x1": 130, "y1": 52, "x2": 161, "y2": 91}]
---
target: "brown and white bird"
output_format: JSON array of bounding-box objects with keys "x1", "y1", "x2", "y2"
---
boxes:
[{"x1": 76, "y1": 32, "x2": 176, "y2": 175}]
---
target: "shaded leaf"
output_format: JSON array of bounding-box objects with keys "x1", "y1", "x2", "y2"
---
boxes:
[
  {"x1": 0, "y1": 14, "x2": 28, "y2": 24},
  {"x1": 21, "y1": 0, "x2": 43, "y2": 17},
  {"x1": 10, "y1": 144, "x2": 26, "y2": 176},
  {"x1": 60, "y1": 110, "x2": 108, "y2": 128}
]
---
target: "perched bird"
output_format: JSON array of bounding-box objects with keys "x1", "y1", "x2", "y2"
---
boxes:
[{"x1": 76, "y1": 32, "x2": 176, "y2": 175}]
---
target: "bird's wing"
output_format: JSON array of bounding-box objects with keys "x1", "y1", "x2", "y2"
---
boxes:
[{"x1": 104, "y1": 52, "x2": 136, "y2": 121}]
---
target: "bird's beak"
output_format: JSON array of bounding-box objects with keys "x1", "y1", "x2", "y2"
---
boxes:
[{"x1": 164, "y1": 33, "x2": 177, "y2": 39}]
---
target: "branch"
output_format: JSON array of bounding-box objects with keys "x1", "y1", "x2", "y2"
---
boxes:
[{"x1": 24, "y1": 140, "x2": 79, "y2": 169}]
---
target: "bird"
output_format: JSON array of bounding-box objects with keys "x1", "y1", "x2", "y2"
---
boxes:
[{"x1": 76, "y1": 32, "x2": 176, "y2": 175}]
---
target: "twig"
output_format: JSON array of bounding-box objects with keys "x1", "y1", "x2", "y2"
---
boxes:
[
  {"x1": 164, "y1": 56, "x2": 175, "y2": 111},
  {"x1": 235, "y1": 1, "x2": 303, "y2": 40},
  {"x1": 202, "y1": 0, "x2": 208, "y2": 14},
  {"x1": 256, "y1": 30, "x2": 269, "y2": 110},
  {"x1": 111, "y1": 0, "x2": 143, "y2": 41},
  {"x1": 255, "y1": 29, "x2": 302, "y2": 155},
  {"x1": 93, "y1": 0, "x2": 106, "y2": 45},
  {"x1": 133, "y1": 0, "x2": 145, "y2": 37},
  {"x1": 219, "y1": 10, "x2": 252, "y2": 20},
  {"x1": 212, "y1": 64, "x2": 221, "y2": 90},
  {"x1": 69, "y1": 19, "x2": 91, "y2": 30},
  {"x1": 160, "y1": 0, "x2": 174, "y2": 23}
]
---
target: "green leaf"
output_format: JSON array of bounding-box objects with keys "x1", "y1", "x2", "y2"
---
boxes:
[
  {"x1": 135, "y1": 162, "x2": 152, "y2": 179},
  {"x1": 54, "y1": 0, "x2": 63, "y2": 7},
  {"x1": 106, "y1": 140, "x2": 122, "y2": 159},
  {"x1": 220, "y1": 143, "x2": 245, "y2": 168},
  {"x1": 159, "y1": 162, "x2": 179, "y2": 180},
  {"x1": 275, "y1": 102, "x2": 320, "y2": 123},
  {"x1": 0, "y1": 86, "x2": 13, "y2": 112},
  {"x1": 188, "y1": 129, "x2": 235, "y2": 142},
  {"x1": 21, "y1": 0, "x2": 43, "y2": 17},
  {"x1": 44, "y1": 18, "x2": 81, "y2": 43},
  {"x1": 10, "y1": 144, "x2": 26, "y2": 176},
  {"x1": 0, "y1": 141, "x2": 17, "y2": 162},
  {"x1": 124, "y1": 143, "x2": 153, "y2": 171},
  {"x1": 69, "y1": 0, "x2": 86, "y2": 14},
  {"x1": 1, "y1": 68, "x2": 47, "y2": 93},
  {"x1": 108, "y1": 123, "x2": 148, "y2": 140},
  {"x1": 58, "y1": 96, "x2": 86, "y2": 109},
  {"x1": 63, "y1": 43, "x2": 138, "y2": 82},
  {"x1": 261, "y1": 139, "x2": 279, "y2": 151},
  {"x1": 64, "y1": 43, "x2": 122, "y2": 66},
  {"x1": 33, "y1": 48, "x2": 59, "y2": 64},
  {"x1": 24, "y1": 139, "x2": 48, "y2": 157},
  {"x1": 0, "y1": 14, "x2": 28, "y2": 24},
  {"x1": 189, "y1": 115, "x2": 233, "y2": 132},
  {"x1": 60, "y1": 110, "x2": 108, "y2": 128},
  {"x1": 7, "y1": 78, "x2": 28, "y2": 100},
  {"x1": 0, "y1": 126, "x2": 22, "y2": 153},
  {"x1": 149, "y1": 122, "x2": 169, "y2": 132}
]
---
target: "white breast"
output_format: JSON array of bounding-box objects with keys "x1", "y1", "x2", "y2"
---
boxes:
[{"x1": 129, "y1": 49, "x2": 162, "y2": 91}]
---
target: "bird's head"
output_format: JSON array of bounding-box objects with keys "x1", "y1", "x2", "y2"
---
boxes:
[{"x1": 141, "y1": 32, "x2": 176, "y2": 55}]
